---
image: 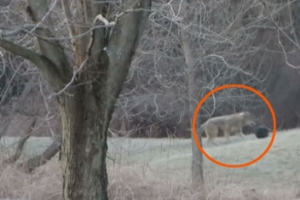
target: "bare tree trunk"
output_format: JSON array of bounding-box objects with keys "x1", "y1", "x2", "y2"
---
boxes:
[
  {"x1": 58, "y1": 88, "x2": 111, "y2": 199},
  {"x1": 0, "y1": 0, "x2": 152, "y2": 199},
  {"x1": 181, "y1": 1, "x2": 204, "y2": 188},
  {"x1": 182, "y1": 35, "x2": 204, "y2": 187}
]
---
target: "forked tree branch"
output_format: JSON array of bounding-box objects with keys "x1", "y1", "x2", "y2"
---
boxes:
[
  {"x1": 106, "y1": 0, "x2": 152, "y2": 109},
  {"x1": 0, "y1": 38, "x2": 46, "y2": 69},
  {"x1": 0, "y1": 38, "x2": 64, "y2": 88},
  {"x1": 26, "y1": 0, "x2": 71, "y2": 80}
]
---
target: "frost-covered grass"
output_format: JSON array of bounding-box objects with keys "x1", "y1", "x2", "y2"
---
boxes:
[
  {"x1": 105, "y1": 128, "x2": 300, "y2": 189},
  {"x1": 0, "y1": 128, "x2": 300, "y2": 199}
]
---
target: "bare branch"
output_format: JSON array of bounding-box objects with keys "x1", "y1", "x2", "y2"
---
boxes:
[
  {"x1": 61, "y1": 0, "x2": 76, "y2": 50},
  {"x1": 1, "y1": 118, "x2": 37, "y2": 166},
  {"x1": 107, "y1": 0, "x2": 152, "y2": 105},
  {"x1": 0, "y1": 38, "x2": 45, "y2": 68},
  {"x1": 0, "y1": 38, "x2": 63, "y2": 88},
  {"x1": 259, "y1": 0, "x2": 300, "y2": 51}
]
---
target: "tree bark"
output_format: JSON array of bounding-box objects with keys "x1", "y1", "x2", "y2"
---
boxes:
[
  {"x1": 58, "y1": 86, "x2": 111, "y2": 199},
  {"x1": 180, "y1": 1, "x2": 204, "y2": 188},
  {"x1": 182, "y1": 35, "x2": 204, "y2": 187}
]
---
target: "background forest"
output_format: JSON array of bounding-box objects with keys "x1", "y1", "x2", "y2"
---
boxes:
[
  {"x1": 1, "y1": 0, "x2": 300, "y2": 200},
  {"x1": 1, "y1": 0, "x2": 300, "y2": 139}
]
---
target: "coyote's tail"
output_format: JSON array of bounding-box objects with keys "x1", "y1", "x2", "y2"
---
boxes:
[
  {"x1": 188, "y1": 123, "x2": 206, "y2": 137},
  {"x1": 198, "y1": 124, "x2": 206, "y2": 137}
]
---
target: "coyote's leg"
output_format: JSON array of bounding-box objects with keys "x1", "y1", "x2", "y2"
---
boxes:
[
  {"x1": 206, "y1": 137, "x2": 219, "y2": 146},
  {"x1": 238, "y1": 128, "x2": 246, "y2": 139},
  {"x1": 224, "y1": 130, "x2": 231, "y2": 143},
  {"x1": 205, "y1": 127, "x2": 219, "y2": 146}
]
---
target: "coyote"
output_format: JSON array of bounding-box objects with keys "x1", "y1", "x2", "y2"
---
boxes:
[{"x1": 199, "y1": 112, "x2": 256, "y2": 146}]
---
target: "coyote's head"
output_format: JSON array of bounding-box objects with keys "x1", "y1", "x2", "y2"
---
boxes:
[{"x1": 242, "y1": 111, "x2": 256, "y2": 126}]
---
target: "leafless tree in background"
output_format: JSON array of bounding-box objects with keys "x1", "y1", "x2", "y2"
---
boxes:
[
  {"x1": 109, "y1": 0, "x2": 300, "y2": 186},
  {"x1": 109, "y1": 0, "x2": 271, "y2": 139},
  {"x1": 0, "y1": 2, "x2": 62, "y2": 172},
  {"x1": 180, "y1": 0, "x2": 205, "y2": 187}
]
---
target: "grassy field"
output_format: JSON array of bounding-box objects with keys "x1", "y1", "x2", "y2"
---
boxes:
[
  {"x1": 1, "y1": 128, "x2": 300, "y2": 199},
  {"x1": 105, "y1": 128, "x2": 300, "y2": 189}
]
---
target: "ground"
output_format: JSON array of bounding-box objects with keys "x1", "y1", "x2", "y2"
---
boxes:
[
  {"x1": 105, "y1": 128, "x2": 300, "y2": 189},
  {"x1": 0, "y1": 128, "x2": 300, "y2": 199}
]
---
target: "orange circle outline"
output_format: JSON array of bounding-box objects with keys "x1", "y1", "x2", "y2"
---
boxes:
[{"x1": 192, "y1": 84, "x2": 276, "y2": 168}]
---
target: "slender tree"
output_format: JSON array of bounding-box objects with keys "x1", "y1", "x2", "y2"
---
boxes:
[{"x1": 180, "y1": 0, "x2": 204, "y2": 187}]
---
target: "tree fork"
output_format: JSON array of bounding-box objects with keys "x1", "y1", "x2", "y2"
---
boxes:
[{"x1": 0, "y1": 1, "x2": 152, "y2": 199}]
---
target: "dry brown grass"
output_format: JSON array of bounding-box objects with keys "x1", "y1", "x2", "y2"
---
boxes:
[
  {"x1": 0, "y1": 156, "x2": 62, "y2": 200},
  {"x1": 0, "y1": 152, "x2": 300, "y2": 200},
  {"x1": 108, "y1": 165, "x2": 300, "y2": 200}
]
